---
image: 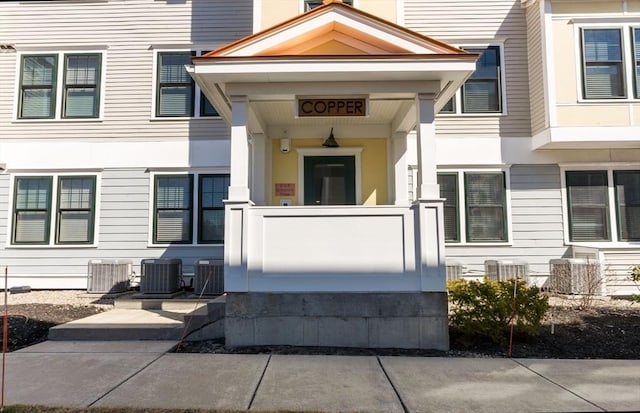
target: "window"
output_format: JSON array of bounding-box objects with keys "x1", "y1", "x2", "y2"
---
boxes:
[
  {"x1": 198, "y1": 175, "x2": 229, "y2": 243},
  {"x1": 11, "y1": 175, "x2": 97, "y2": 245},
  {"x1": 565, "y1": 169, "x2": 640, "y2": 243},
  {"x1": 566, "y1": 171, "x2": 609, "y2": 241},
  {"x1": 633, "y1": 28, "x2": 640, "y2": 98},
  {"x1": 437, "y1": 171, "x2": 508, "y2": 243},
  {"x1": 614, "y1": 171, "x2": 640, "y2": 241},
  {"x1": 154, "y1": 175, "x2": 193, "y2": 243},
  {"x1": 152, "y1": 173, "x2": 228, "y2": 245},
  {"x1": 155, "y1": 51, "x2": 219, "y2": 118},
  {"x1": 440, "y1": 46, "x2": 503, "y2": 114},
  {"x1": 18, "y1": 53, "x2": 103, "y2": 119},
  {"x1": 437, "y1": 174, "x2": 459, "y2": 242},
  {"x1": 12, "y1": 177, "x2": 52, "y2": 244},
  {"x1": 581, "y1": 29, "x2": 625, "y2": 99},
  {"x1": 305, "y1": 0, "x2": 352, "y2": 11},
  {"x1": 63, "y1": 54, "x2": 101, "y2": 118},
  {"x1": 56, "y1": 177, "x2": 96, "y2": 244}
]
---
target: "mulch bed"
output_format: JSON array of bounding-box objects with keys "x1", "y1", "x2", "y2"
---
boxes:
[
  {"x1": 1, "y1": 302, "x2": 639, "y2": 358},
  {"x1": 1, "y1": 304, "x2": 104, "y2": 352}
]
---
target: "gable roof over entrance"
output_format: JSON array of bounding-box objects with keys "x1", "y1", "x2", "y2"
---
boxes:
[{"x1": 188, "y1": 0, "x2": 478, "y2": 130}]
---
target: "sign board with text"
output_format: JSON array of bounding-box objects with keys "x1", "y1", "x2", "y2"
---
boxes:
[{"x1": 297, "y1": 97, "x2": 367, "y2": 117}]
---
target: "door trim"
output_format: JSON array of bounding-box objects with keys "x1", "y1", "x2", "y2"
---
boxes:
[{"x1": 297, "y1": 147, "x2": 363, "y2": 205}]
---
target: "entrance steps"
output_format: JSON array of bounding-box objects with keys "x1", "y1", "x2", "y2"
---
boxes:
[{"x1": 48, "y1": 294, "x2": 226, "y2": 341}]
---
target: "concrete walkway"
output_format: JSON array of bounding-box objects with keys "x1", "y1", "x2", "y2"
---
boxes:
[{"x1": 6, "y1": 341, "x2": 640, "y2": 412}]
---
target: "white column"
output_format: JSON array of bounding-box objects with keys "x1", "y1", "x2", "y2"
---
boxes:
[
  {"x1": 415, "y1": 93, "x2": 439, "y2": 200},
  {"x1": 393, "y1": 132, "x2": 410, "y2": 205},
  {"x1": 228, "y1": 95, "x2": 251, "y2": 202},
  {"x1": 251, "y1": 133, "x2": 266, "y2": 206}
]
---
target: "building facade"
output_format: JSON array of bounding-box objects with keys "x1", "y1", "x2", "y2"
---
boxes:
[{"x1": 1, "y1": 1, "x2": 639, "y2": 308}]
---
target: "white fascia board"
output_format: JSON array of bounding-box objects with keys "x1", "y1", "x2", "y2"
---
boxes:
[
  {"x1": 225, "y1": 80, "x2": 442, "y2": 97},
  {"x1": 192, "y1": 59, "x2": 476, "y2": 82},
  {"x1": 226, "y1": 10, "x2": 442, "y2": 57},
  {"x1": 533, "y1": 126, "x2": 640, "y2": 149}
]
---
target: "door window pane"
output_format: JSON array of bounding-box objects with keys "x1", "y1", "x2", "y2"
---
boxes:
[
  {"x1": 614, "y1": 171, "x2": 640, "y2": 241},
  {"x1": 13, "y1": 177, "x2": 52, "y2": 244},
  {"x1": 566, "y1": 171, "x2": 610, "y2": 241},
  {"x1": 19, "y1": 55, "x2": 57, "y2": 119},
  {"x1": 154, "y1": 175, "x2": 193, "y2": 243},
  {"x1": 582, "y1": 29, "x2": 625, "y2": 98},
  {"x1": 465, "y1": 173, "x2": 507, "y2": 242}
]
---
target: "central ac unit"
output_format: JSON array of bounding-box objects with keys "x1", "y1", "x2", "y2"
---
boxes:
[
  {"x1": 484, "y1": 259, "x2": 529, "y2": 281},
  {"x1": 140, "y1": 258, "x2": 182, "y2": 294},
  {"x1": 87, "y1": 259, "x2": 132, "y2": 293},
  {"x1": 445, "y1": 260, "x2": 464, "y2": 281},
  {"x1": 193, "y1": 258, "x2": 224, "y2": 296},
  {"x1": 549, "y1": 258, "x2": 601, "y2": 294}
]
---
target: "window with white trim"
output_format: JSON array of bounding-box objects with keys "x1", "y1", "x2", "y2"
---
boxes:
[
  {"x1": 577, "y1": 25, "x2": 640, "y2": 100},
  {"x1": 581, "y1": 29, "x2": 625, "y2": 99},
  {"x1": 12, "y1": 175, "x2": 97, "y2": 245},
  {"x1": 18, "y1": 52, "x2": 102, "y2": 119},
  {"x1": 152, "y1": 173, "x2": 229, "y2": 244},
  {"x1": 155, "y1": 51, "x2": 219, "y2": 118},
  {"x1": 437, "y1": 171, "x2": 508, "y2": 243},
  {"x1": 565, "y1": 169, "x2": 640, "y2": 242},
  {"x1": 440, "y1": 46, "x2": 503, "y2": 114}
]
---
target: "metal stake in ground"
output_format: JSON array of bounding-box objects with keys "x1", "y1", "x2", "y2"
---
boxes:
[{"x1": 1, "y1": 267, "x2": 8, "y2": 412}]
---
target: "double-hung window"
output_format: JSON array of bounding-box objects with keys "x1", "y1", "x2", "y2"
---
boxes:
[
  {"x1": 12, "y1": 175, "x2": 97, "y2": 245},
  {"x1": 581, "y1": 29, "x2": 625, "y2": 99},
  {"x1": 565, "y1": 169, "x2": 640, "y2": 242},
  {"x1": 155, "y1": 51, "x2": 219, "y2": 118},
  {"x1": 437, "y1": 171, "x2": 508, "y2": 243},
  {"x1": 152, "y1": 173, "x2": 229, "y2": 245},
  {"x1": 440, "y1": 46, "x2": 503, "y2": 114},
  {"x1": 18, "y1": 53, "x2": 102, "y2": 119},
  {"x1": 578, "y1": 26, "x2": 640, "y2": 100}
]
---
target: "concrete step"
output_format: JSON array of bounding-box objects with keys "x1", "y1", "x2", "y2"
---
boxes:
[{"x1": 49, "y1": 295, "x2": 227, "y2": 341}]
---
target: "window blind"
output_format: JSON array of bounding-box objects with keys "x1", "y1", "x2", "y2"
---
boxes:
[
  {"x1": 566, "y1": 171, "x2": 610, "y2": 241},
  {"x1": 465, "y1": 173, "x2": 506, "y2": 242}
]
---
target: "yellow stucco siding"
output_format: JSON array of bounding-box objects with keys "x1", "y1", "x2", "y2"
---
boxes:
[
  {"x1": 260, "y1": 0, "x2": 299, "y2": 30},
  {"x1": 552, "y1": 19, "x2": 578, "y2": 104},
  {"x1": 271, "y1": 138, "x2": 388, "y2": 206},
  {"x1": 557, "y1": 105, "x2": 631, "y2": 127},
  {"x1": 359, "y1": 0, "x2": 397, "y2": 23},
  {"x1": 551, "y1": 1, "x2": 624, "y2": 14}
]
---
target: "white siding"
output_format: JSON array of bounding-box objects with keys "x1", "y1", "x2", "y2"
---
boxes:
[
  {"x1": 0, "y1": 169, "x2": 223, "y2": 288},
  {"x1": 602, "y1": 250, "x2": 640, "y2": 296},
  {"x1": 525, "y1": 1, "x2": 547, "y2": 135},
  {"x1": 0, "y1": 0, "x2": 252, "y2": 142},
  {"x1": 404, "y1": 0, "x2": 532, "y2": 137},
  {"x1": 445, "y1": 164, "x2": 570, "y2": 275}
]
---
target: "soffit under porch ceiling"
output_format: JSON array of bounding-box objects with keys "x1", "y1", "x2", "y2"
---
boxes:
[{"x1": 188, "y1": 0, "x2": 478, "y2": 133}]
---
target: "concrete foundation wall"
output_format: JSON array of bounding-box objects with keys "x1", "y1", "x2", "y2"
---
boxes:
[{"x1": 225, "y1": 292, "x2": 449, "y2": 350}]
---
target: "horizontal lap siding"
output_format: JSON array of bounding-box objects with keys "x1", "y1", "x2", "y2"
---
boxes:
[
  {"x1": 0, "y1": 0, "x2": 251, "y2": 142},
  {"x1": 1, "y1": 169, "x2": 223, "y2": 287},
  {"x1": 445, "y1": 165, "x2": 569, "y2": 275},
  {"x1": 526, "y1": 2, "x2": 547, "y2": 135},
  {"x1": 602, "y1": 251, "x2": 640, "y2": 296},
  {"x1": 404, "y1": 0, "x2": 531, "y2": 137}
]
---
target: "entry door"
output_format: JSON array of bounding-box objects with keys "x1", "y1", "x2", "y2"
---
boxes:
[{"x1": 304, "y1": 156, "x2": 356, "y2": 205}]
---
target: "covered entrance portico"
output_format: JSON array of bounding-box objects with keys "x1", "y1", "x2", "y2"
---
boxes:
[{"x1": 189, "y1": 0, "x2": 477, "y2": 350}]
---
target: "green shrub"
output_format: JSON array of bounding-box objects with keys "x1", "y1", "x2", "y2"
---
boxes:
[
  {"x1": 448, "y1": 278, "x2": 549, "y2": 345},
  {"x1": 630, "y1": 265, "x2": 640, "y2": 303}
]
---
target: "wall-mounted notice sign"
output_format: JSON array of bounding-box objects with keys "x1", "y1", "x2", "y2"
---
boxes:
[
  {"x1": 297, "y1": 97, "x2": 367, "y2": 117},
  {"x1": 275, "y1": 183, "x2": 296, "y2": 196}
]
